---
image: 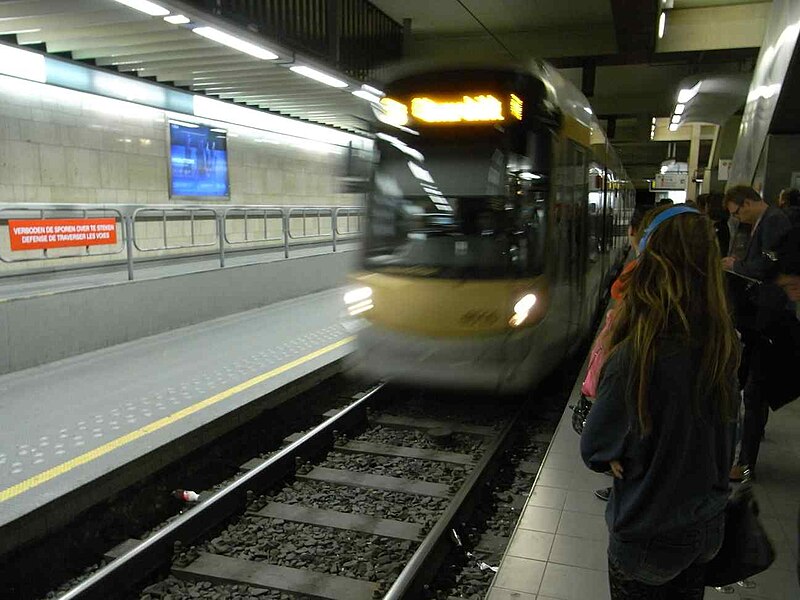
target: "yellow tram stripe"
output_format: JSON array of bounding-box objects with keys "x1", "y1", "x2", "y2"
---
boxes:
[{"x1": 0, "y1": 336, "x2": 355, "y2": 503}]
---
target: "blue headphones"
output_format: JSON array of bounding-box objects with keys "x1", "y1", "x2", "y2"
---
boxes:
[{"x1": 638, "y1": 205, "x2": 700, "y2": 253}]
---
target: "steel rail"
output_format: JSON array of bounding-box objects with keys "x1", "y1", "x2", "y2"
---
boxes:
[
  {"x1": 57, "y1": 383, "x2": 385, "y2": 600},
  {"x1": 383, "y1": 408, "x2": 522, "y2": 599}
]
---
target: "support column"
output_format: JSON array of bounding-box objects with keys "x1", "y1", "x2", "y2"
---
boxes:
[
  {"x1": 687, "y1": 124, "x2": 701, "y2": 202},
  {"x1": 702, "y1": 125, "x2": 720, "y2": 194}
]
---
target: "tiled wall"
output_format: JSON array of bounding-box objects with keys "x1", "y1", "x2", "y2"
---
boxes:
[
  {"x1": 0, "y1": 75, "x2": 361, "y2": 206},
  {"x1": 0, "y1": 75, "x2": 367, "y2": 271}
]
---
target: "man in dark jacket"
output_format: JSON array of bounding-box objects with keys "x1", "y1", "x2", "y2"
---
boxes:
[{"x1": 722, "y1": 185, "x2": 792, "y2": 480}]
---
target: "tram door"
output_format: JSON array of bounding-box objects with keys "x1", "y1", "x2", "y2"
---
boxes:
[{"x1": 553, "y1": 137, "x2": 589, "y2": 349}]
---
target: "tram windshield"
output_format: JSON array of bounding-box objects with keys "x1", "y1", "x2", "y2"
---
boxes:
[
  {"x1": 364, "y1": 134, "x2": 549, "y2": 279},
  {"x1": 364, "y1": 188, "x2": 547, "y2": 279}
]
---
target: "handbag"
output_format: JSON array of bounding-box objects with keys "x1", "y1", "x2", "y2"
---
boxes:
[
  {"x1": 570, "y1": 394, "x2": 592, "y2": 435},
  {"x1": 571, "y1": 310, "x2": 616, "y2": 435},
  {"x1": 703, "y1": 483, "x2": 775, "y2": 587}
]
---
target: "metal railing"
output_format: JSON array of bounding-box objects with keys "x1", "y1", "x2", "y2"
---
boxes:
[
  {"x1": 132, "y1": 207, "x2": 219, "y2": 252},
  {"x1": 0, "y1": 203, "x2": 363, "y2": 281},
  {"x1": 0, "y1": 205, "x2": 126, "y2": 263}
]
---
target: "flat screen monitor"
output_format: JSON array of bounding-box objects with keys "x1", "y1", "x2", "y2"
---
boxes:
[{"x1": 168, "y1": 122, "x2": 229, "y2": 198}]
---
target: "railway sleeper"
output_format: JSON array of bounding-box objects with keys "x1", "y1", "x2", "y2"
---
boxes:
[
  {"x1": 298, "y1": 466, "x2": 454, "y2": 498},
  {"x1": 248, "y1": 501, "x2": 424, "y2": 541},
  {"x1": 172, "y1": 552, "x2": 380, "y2": 600},
  {"x1": 369, "y1": 414, "x2": 498, "y2": 437}
]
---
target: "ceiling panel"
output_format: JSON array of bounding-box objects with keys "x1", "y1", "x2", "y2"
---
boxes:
[
  {"x1": 368, "y1": 0, "x2": 614, "y2": 33},
  {"x1": 0, "y1": 0, "x2": 373, "y2": 134}
]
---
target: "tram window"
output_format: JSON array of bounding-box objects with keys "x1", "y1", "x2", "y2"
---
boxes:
[{"x1": 363, "y1": 193, "x2": 547, "y2": 279}]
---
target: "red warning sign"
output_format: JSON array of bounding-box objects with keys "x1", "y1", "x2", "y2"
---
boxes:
[{"x1": 9, "y1": 218, "x2": 118, "y2": 251}]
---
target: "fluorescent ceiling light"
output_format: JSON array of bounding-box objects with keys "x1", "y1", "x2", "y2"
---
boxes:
[
  {"x1": 112, "y1": 0, "x2": 170, "y2": 17},
  {"x1": 677, "y1": 82, "x2": 701, "y2": 104},
  {"x1": 164, "y1": 14, "x2": 191, "y2": 24},
  {"x1": 671, "y1": 115, "x2": 681, "y2": 124},
  {"x1": 651, "y1": 116, "x2": 657, "y2": 125},
  {"x1": 193, "y1": 26, "x2": 278, "y2": 60},
  {"x1": 658, "y1": 12, "x2": 666, "y2": 39},
  {"x1": 362, "y1": 84, "x2": 384, "y2": 97},
  {"x1": 0, "y1": 44, "x2": 46, "y2": 83},
  {"x1": 407, "y1": 161, "x2": 433, "y2": 183},
  {"x1": 674, "y1": 103, "x2": 685, "y2": 115},
  {"x1": 352, "y1": 90, "x2": 381, "y2": 103},
  {"x1": 290, "y1": 66, "x2": 347, "y2": 88},
  {"x1": 2, "y1": 28, "x2": 41, "y2": 35},
  {"x1": 669, "y1": 123, "x2": 679, "y2": 131}
]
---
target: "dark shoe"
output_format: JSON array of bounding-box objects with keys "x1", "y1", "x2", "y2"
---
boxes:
[
  {"x1": 729, "y1": 465, "x2": 753, "y2": 482},
  {"x1": 594, "y1": 487, "x2": 611, "y2": 501}
]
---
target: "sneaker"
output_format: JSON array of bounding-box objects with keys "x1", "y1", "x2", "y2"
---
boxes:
[
  {"x1": 594, "y1": 487, "x2": 611, "y2": 501},
  {"x1": 729, "y1": 465, "x2": 753, "y2": 482}
]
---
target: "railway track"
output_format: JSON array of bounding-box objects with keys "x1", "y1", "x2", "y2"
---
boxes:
[{"x1": 56, "y1": 384, "x2": 525, "y2": 600}]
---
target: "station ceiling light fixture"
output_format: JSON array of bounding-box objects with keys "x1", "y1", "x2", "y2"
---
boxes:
[
  {"x1": 192, "y1": 26, "x2": 279, "y2": 60},
  {"x1": 677, "y1": 82, "x2": 701, "y2": 104},
  {"x1": 290, "y1": 66, "x2": 348, "y2": 88},
  {"x1": 650, "y1": 117, "x2": 656, "y2": 140},
  {"x1": 658, "y1": 12, "x2": 667, "y2": 39},
  {"x1": 362, "y1": 84, "x2": 385, "y2": 97},
  {"x1": 164, "y1": 14, "x2": 191, "y2": 24},
  {"x1": 667, "y1": 82, "x2": 701, "y2": 133},
  {"x1": 352, "y1": 90, "x2": 382, "y2": 103},
  {"x1": 111, "y1": 0, "x2": 170, "y2": 17}
]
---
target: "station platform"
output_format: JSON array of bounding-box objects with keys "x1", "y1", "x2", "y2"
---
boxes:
[
  {"x1": 0, "y1": 241, "x2": 358, "y2": 301},
  {"x1": 0, "y1": 286, "x2": 354, "y2": 554},
  {"x1": 487, "y1": 354, "x2": 800, "y2": 599}
]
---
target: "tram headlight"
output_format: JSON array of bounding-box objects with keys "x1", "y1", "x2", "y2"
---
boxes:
[
  {"x1": 344, "y1": 286, "x2": 373, "y2": 316},
  {"x1": 510, "y1": 293, "x2": 537, "y2": 327}
]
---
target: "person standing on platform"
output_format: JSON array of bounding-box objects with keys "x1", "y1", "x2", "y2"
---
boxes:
[
  {"x1": 584, "y1": 205, "x2": 649, "y2": 503},
  {"x1": 722, "y1": 185, "x2": 792, "y2": 481},
  {"x1": 581, "y1": 205, "x2": 739, "y2": 599},
  {"x1": 771, "y1": 225, "x2": 800, "y2": 586},
  {"x1": 778, "y1": 188, "x2": 800, "y2": 227},
  {"x1": 697, "y1": 193, "x2": 731, "y2": 255}
]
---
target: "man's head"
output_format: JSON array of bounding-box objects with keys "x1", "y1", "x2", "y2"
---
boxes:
[
  {"x1": 724, "y1": 185, "x2": 766, "y2": 225},
  {"x1": 779, "y1": 188, "x2": 800, "y2": 208}
]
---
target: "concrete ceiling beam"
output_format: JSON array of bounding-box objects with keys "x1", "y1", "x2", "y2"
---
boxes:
[{"x1": 657, "y1": 3, "x2": 771, "y2": 53}]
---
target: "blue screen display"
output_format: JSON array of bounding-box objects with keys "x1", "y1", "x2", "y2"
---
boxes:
[{"x1": 169, "y1": 122, "x2": 229, "y2": 198}]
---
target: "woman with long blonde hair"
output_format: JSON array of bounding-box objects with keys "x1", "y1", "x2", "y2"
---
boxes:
[{"x1": 581, "y1": 205, "x2": 740, "y2": 599}]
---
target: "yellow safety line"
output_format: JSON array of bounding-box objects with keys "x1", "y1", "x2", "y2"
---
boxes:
[{"x1": 0, "y1": 336, "x2": 355, "y2": 503}]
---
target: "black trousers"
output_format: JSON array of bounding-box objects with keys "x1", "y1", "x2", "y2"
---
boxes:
[{"x1": 738, "y1": 336, "x2": 770, "y2": 470}]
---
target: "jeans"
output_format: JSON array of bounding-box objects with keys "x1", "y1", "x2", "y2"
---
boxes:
[{"x1": 608, "y1": 513, "x2": 725, "y2": 598}]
